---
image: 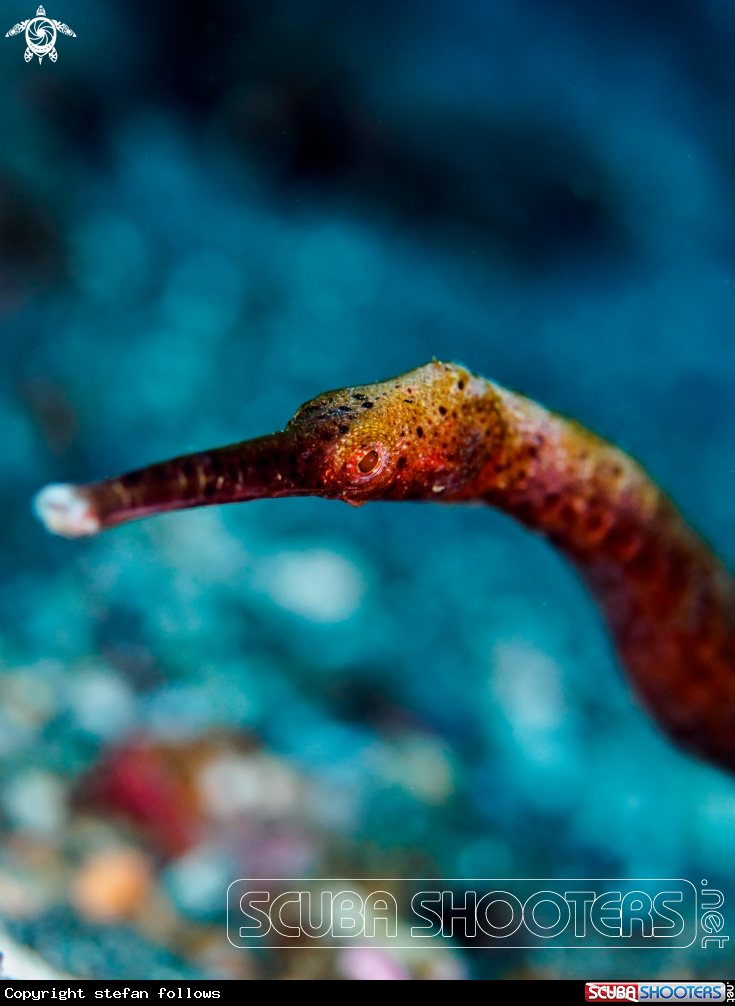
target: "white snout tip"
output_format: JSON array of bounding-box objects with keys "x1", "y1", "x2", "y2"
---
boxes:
[{"x1": 33, "y1": 483, "x2": 100, "y2": 538}]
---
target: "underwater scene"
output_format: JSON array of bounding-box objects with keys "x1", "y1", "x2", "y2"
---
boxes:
[{"x1": 0, "y1": 0, "x2": 735, "y2": 982}]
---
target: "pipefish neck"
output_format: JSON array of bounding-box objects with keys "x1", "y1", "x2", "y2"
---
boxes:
[{"x1": 34, "y1": 360, "x2": 735, "y2": 773}]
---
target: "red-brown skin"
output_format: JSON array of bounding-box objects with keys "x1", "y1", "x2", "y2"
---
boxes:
[{"x1": 58, "y1": 361, "x2": 735, "y2": 773}]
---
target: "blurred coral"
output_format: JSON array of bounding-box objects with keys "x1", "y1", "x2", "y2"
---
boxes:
[
  {"x1": 75, "y1": 741, "x2": 208, "y2": 856},
  {"x1": 71, "y1": 848, "x2": 152, "y2": 923},
  {"x1": 339, "y1": 947, "x2": 409, "y2": 981}
]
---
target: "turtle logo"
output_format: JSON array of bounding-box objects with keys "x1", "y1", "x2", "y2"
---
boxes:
[{"x1": 5, "y1": 6, "x2": 75, "y2": 64}]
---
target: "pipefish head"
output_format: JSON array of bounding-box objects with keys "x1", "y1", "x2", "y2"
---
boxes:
[
  {"x1": 33, "y1": 360, "x2": 504, "y2": 537},
  {"x1": 285, "y1": 360, "x2": 498, "y2": 505}
]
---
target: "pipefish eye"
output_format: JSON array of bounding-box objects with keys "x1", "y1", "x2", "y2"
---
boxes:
[
  {"x1": 358, "y1": 449, "x2": 380, "y2": 474},
  {"x1": 352, "y1": 444, "x2": 387, "y2": 480}
]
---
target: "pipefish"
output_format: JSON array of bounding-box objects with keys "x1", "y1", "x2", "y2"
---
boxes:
[{"x1": 34, "y1": 360, "x2": 735, "y2": 773}]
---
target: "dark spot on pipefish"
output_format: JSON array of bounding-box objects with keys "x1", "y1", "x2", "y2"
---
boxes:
[
  {"x1": 458, "y1": 380, "x2": 465, "y2": 390},
  {"x1": 439, "y1": 406, "x2": 447, "y2": 415},
  {"x1": 339, "y1": 425, "x2": 349, "y2": 434},
  {"x1": 352, "y1": 393, "x2": 367, "y2": 400},
  {"x1": 398, "y1": 456, "x2": 407, "y2": 469},
  {"x1": 361, "y1": 401, "x2": 374, "y2": 409},
  {"x1": 416, "y1": 427, "x2": 423, "y2": 437}
]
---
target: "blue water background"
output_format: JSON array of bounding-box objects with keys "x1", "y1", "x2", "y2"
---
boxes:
[{"x1": 0, "y1": 0, "x2": 734, "y2": 979}]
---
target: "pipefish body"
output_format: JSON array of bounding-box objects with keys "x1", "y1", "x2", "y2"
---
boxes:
[{"x1": 34, "y1": 361, "x2": 735, "y2": 773}]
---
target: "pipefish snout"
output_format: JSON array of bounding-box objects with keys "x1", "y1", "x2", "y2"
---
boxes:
[{"x1": 33, "y1": 360, "x2": 735, "y2": 774}]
